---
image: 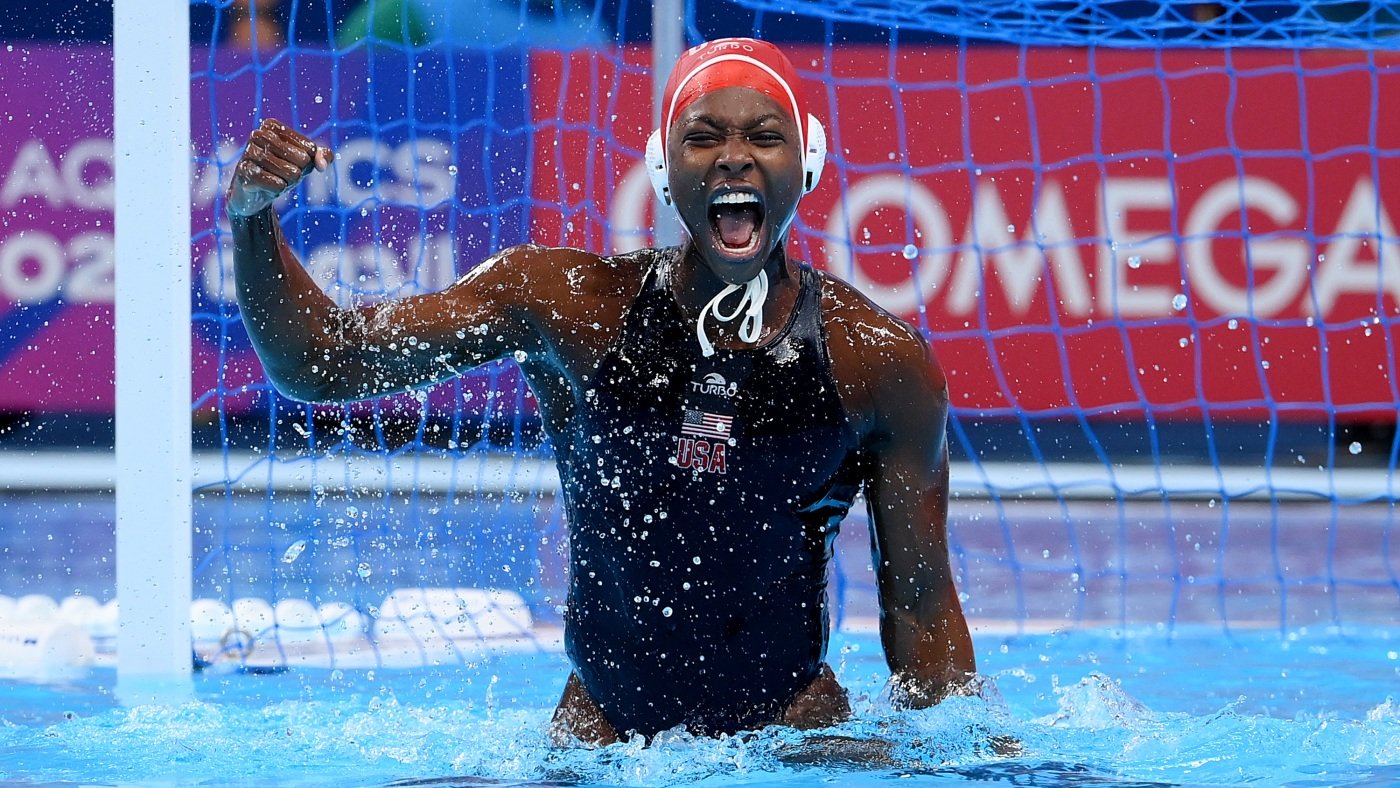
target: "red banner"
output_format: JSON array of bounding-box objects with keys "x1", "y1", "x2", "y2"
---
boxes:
[
  {"x1": 2, "y1": 46, "x2": 1396, "y2": 420},
  {"x1": 529, "y1": 46, "x2": 1400, "y2": 419}
]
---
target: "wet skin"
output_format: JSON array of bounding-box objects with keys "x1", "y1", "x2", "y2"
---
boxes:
[
  {"x1": 665, "y1": 87, "x2": 804, "y2": 291},
  {"x1": 226, "y1": 96, "x2": 976, "y2": 743}
]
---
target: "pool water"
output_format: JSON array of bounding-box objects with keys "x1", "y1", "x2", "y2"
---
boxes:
[
  {"x1": 3, "y1": 492, "x2": 1398, "y2": 784},
  {"x1": 3, "y1": 626, "x2": 1397, "y2": 786}
]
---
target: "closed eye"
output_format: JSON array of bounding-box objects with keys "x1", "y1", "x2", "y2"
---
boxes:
[{"x1": 683, "y1": 131, "x2": 723, "y2": 146}]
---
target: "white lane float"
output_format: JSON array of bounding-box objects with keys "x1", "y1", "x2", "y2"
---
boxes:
[{"x1": 0, "y1": 594, "x2": 95, "y2": 682}]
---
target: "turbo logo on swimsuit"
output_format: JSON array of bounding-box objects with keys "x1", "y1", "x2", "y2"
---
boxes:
[{"x1": 690, "y1": 372, "x2": 738, "y2": 398}]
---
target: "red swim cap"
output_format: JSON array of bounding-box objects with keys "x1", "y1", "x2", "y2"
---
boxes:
[{"x1": 659, "y1": 37, "x2": 806, "y2": 153}]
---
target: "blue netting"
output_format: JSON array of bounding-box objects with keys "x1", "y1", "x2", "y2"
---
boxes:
[
  {"x1": 184, "y1": 0, "x2": 1399, "y2": 662},
  {"x1": 723, "y1": 0, "x2": 1400, "y2": 48}
]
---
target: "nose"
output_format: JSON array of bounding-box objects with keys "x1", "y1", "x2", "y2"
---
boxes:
[{"x1": 716, "y1": 136, "x2": 754, "y2": 176}]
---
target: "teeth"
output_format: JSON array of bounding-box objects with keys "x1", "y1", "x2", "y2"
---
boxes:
[{"x1": 711, "y1": 192, "x2": 759, "y2": 205}]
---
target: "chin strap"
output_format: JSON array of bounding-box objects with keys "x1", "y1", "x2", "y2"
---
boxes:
[{"x1": 696, "y1": 270, "x2": 768, "y2": 358}]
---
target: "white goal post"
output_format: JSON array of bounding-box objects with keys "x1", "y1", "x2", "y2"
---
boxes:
[{"x1": 113, "y1": 0, "x2": 193, "y2": 705}]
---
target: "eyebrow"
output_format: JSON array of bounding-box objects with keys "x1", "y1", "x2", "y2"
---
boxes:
[{"x1": 686, "y1": 113, "x2": 787, "y2": 130}]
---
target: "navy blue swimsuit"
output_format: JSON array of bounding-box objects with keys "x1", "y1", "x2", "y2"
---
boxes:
[{"x1": 560, "y1": 250, "x2": 864, "y2": 737}]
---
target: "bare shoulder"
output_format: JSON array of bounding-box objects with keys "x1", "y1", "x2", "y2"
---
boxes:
[
  {"x1": 450, "y1": 244, "x2": 654, "y2": 322},
  {"x1": 815, "y1": 268, "x2": 948, "y2": 434},
  {"x1": 463, "y1": 243, "x2": 647, "y2": 295},
  {"x1": 816, "y1": 269, "x2": 942, "y2": 379},
  {"x1": 458, "y1": 244, "x2": 656, "y2": 375}
]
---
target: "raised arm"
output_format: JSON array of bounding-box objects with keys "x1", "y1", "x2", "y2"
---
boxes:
[
  {"x1": 862, "y1": 329, "x2": 976, "y2": 707},
  {"x1": 226, "y1": 119, "x2": 542, "y2": 402}
]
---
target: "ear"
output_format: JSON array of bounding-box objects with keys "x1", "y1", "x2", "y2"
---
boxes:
[
  {"x1": 803, "y1": 114, "x2": 827, "y2": 194},
  {"x1": 645, "y1": 128, "x2": 671, "y2": 205}
]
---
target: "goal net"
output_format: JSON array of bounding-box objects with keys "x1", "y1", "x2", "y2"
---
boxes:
[{"x1": 184, "y1": 0, "x2": 1400, "y2": 667}]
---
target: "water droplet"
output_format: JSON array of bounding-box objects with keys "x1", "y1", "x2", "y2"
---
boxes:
[
  {"x1": 313, "y1": 94, "x2": 324, "y2": 104},
  {"x1": 1006, "y1": 224, "x2": 1016, "y2": 233},
  {"x1": 1349, "y1": 441, "x2": 1363, "y2": 455},
  {"x1": 902, "y1": 244, "x2": 918, "y2": 260},
  {"x1": 1127, "y1": 255, "x2": 1142, "y2": 269},
  {"x1": 356, "y1": 563, "x2": 372, "y2": 579},
  {"x1": 1178, "y1": 337, "x2": 1189, "y2": 348},
  {"x1": 281, "y1": 540, "x2": 306, "y2": 563},
  {"x1": 1171, "y1": 293, "x2": 1188, "y2": 311},
  {"x1": 447, "y1": 165, "x2": 458, "y2": 176},
  {"x1": 662, "y1": 607, "x2": 673, "y2": 617},
  {"x1": 1227, "y1": 318, "x2": 1239, "y2": 330}
]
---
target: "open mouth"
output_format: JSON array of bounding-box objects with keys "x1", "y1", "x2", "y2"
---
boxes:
[{"x1": 708, "y1": 191, "x2": 765, "y2": 257}]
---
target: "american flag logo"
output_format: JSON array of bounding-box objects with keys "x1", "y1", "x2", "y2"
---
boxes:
[{"x1": 681, "y1": 408, "x2": 733, "y2": 440}]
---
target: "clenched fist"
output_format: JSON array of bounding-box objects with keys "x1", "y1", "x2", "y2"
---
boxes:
[{"x1": 226, "y1": 118, "x2": 334, "y2": 218}]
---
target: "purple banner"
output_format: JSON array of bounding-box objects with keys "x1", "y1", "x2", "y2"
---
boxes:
[
  {"x1": 1, "y1": 45, "x2": 532, "y2": 416},
  {"x1": 0, "y1": 47, "x2": 114, "y2": 411}
]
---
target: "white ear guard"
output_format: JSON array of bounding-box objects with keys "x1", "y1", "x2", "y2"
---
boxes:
[
  {"x1": 645, "y1": 127, "x2": 671, "y2": 205},
  {"x1": 802, "y1": 113, "x2": 826, "y2": 193},
  {"x1": 645, "y1": 113, "x2": 828, "y2": 206}
]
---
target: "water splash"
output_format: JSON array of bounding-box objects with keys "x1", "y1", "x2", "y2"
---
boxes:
[{"x1": 4, "y1": 630, "x2": 1400, "y2": 786}]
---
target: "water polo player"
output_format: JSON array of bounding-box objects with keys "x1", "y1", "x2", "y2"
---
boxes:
[{"x1": 225, "y1": 36, "x2": 975, "y2": 744}]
